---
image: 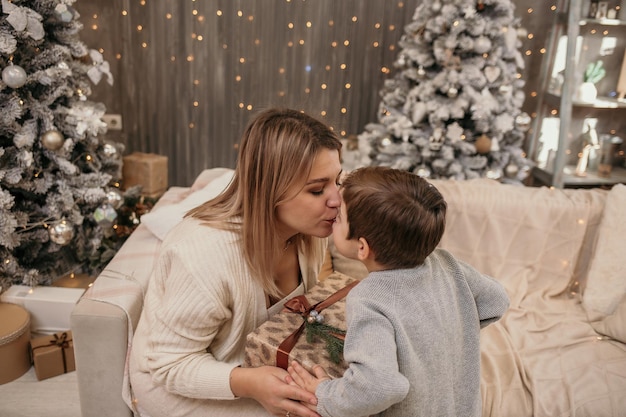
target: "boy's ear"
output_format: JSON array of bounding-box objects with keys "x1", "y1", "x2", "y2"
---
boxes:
[{"x1": 356, "y1": 237, "x2": 372, "y2": 262}]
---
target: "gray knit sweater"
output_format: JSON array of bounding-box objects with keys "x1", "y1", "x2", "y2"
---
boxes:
[{"x1": 315, "y1": 248, "x2": 510, "y2": 417}]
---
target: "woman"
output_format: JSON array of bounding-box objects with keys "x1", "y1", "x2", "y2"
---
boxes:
[{"x1": 129, "y1": 108, "x2": 343, "y2": 417}]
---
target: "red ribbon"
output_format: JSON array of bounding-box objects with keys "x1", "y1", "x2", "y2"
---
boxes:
[{"x1": 276, "y1": 280, "x2": 359, "y2": 370}]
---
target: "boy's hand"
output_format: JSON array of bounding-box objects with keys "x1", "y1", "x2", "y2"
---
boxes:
[{"x1": 287, "y1": 361, "x2": 331, "y2": 394}]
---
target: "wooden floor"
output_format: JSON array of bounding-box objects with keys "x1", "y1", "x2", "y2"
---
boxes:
[{"x1": 0, "y1": 366, "x2": 81, "y2": 417}]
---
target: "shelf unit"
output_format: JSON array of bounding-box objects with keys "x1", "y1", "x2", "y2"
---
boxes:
[{"x1": 527, "y1": 0, "x2": 626, "y2": 188}]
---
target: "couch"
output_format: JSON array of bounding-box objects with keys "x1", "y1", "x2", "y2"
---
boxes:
[{"x1": 71, "y1": 168, "x2": 626, "y2": 417}]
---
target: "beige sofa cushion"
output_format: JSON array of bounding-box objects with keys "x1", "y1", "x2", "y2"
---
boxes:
[
  {"x1": 430, "y1": 179, "x2": 591, "y2": 295},
  {"x1": 583, "y1": 184, "x2": 626, "y2": 321}
]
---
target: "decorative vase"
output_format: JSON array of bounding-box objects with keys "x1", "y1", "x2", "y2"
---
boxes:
[{"x1": 576, "y1": 82, "x2": 598, "y2": 102}]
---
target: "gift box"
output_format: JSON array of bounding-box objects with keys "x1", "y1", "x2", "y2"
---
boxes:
[
  {"x1": 244, "y1": 272, "x2": 359, "y2": 379},
  {"x1": 30, "y1": 330, "x2": 75, "y2": 381},
  {"x1": 0, "y1": 303, "x2": 31, "y2": 384},
  {"x1": 0, "y1": 285, "x2": 85, "y2": 334},
  {"x1": 122, "y1": 152, "x2": 168, "y2": 198}
]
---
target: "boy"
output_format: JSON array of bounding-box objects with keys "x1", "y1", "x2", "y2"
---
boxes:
[{"x1": 288, "y1": 166, "x2": 510, "y2": 417}]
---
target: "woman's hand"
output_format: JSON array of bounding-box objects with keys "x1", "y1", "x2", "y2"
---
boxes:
[{"x1": 230, "y1": 366, "x2": 321, "y2": 417}]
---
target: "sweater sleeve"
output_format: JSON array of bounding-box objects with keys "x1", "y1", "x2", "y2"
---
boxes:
[
  {"x1": 142, "y1": 242, "x2": 241, "y2": 400},
  {"x1": 315, "y1": 292, "x2": 410, "y2": 417},
  {"x1": 456, "y1": 258, "x2": 510, "y2": 328}
]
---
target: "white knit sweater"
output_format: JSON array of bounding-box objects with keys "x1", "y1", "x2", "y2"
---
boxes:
[{"x1": 130, "y1": 216, "x2": 326, "y2": 400}]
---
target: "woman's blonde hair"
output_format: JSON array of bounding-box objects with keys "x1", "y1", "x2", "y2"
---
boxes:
[{"x1": 186, "y1": 108, "x2": 342, "y2": 297}]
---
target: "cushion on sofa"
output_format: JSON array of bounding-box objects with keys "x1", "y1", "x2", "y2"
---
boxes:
[
  {"x1": 140, "y1": 169, "x2": 234, "y2": 240},
  {"x1": 590, "y1": 293, "x2": 626, "y2": 343},
  {"x1": 430, "y1": 179, "x2": 591, "y2": 296},
  {"x1": 583, "y1": 183, "x2": 626, "y2": 321}
]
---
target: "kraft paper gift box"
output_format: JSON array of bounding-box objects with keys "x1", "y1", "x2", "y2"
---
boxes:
[
  {"x1": 30, "y1": 330, "x2": 76, "y2": 381},
  {"x1": 244, "y1": 272, "x2": 359, "y2": 379},
  {"x1": 0, "y1": 303, "x2": 31, "y2": 384},
  {"x1": 122, "y1": 152, "x2": 168, "y2": 198}
]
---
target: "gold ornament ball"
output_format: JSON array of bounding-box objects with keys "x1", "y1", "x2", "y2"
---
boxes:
[
  {"x1": 474, "y1": 134, "x2": 492, "y2": 155},
  {"x1": 41, "y1": 130, "x2": 65, "y2": 150}
]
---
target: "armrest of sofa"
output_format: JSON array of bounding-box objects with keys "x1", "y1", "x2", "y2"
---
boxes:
[
  {"x1": 71, "y1": 185, "x2": 193, "y2": 417},
  {"x1": 71, "y1": 296, "x2": 134, "y2": 417}
]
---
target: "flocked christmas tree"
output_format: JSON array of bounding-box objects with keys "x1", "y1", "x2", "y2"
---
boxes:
[
  {"x1": 0, "y1": 0, "x2": 135, "y2": 290},
  {"x1": 357, "y1": 0, "x2": 533, "y2": 182}
]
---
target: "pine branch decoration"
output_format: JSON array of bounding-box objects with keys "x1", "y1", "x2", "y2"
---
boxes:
[{"x1": 304, "y1": 312, "x2": 346, "y2": 364}]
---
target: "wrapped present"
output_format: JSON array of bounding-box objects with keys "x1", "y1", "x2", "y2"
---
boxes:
[
  {"x1": 0, "y1": 303, "x2": 31, "y2": 384},
  {"x1": 30, "y1": 331, "x2": 75, "y2": 381},
  {"x1": 244, "y1": 272, "x2": 359, "y2": 379},
  {"x1": 122, "y1": 152, "x2": 168, "y2": 197}
]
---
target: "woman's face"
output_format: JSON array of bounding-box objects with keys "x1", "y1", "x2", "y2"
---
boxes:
[{"x1": 276, "y1": 148, "x2": 342, "y2": 240}]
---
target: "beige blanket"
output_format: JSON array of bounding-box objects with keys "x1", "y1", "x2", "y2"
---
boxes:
[{"x1": 426, "y1": 179, "x2": 626, "y2": 417}]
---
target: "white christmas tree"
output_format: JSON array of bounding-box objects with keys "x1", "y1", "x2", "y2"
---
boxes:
[
  {"x1": 0, "y1": 0, "x2": 125, "y2": 290},
  {"x1": 357, "y1": 0, "x2": 532, "y2": 182}
]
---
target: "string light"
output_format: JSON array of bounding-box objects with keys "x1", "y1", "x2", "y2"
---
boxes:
[{"x1": 88, "y1": 1, "x2": 600, "y2": 139}]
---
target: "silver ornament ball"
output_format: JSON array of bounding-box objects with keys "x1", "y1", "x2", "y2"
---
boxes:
[
  {"x1": 49, "y1": 220, "x2": 74, "y2": 245},
  {"x1": 41, "y1": 130, "x2": 65, "y2": 150},
  {"x1": 485, "y1": 168, "x2": 503, "y2": 180},
  {"x1": 106, "y1": 189, "x2": 124, "y2": 209},
  {"x1": 2, "y1": 65, "x2": 27, "y2": 88},
  {"x1": 102, "y1": 143, "x2": 118, "y2": 157}
]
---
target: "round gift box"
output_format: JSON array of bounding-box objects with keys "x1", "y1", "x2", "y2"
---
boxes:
[{"x1": 0, "y1": 303, "x2": 31, "y2": 384}]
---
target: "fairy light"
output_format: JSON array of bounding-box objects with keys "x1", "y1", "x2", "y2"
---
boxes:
[{"x1": 93, "y1": 1, "x2": 565, "y2": 149}]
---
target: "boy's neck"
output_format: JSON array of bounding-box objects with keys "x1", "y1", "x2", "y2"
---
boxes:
[{"x1": 360, "y1": 258, "x2": 387, "y2": 273}]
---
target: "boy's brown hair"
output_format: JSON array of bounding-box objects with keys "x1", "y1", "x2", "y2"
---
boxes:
[{"x1": 341, "y1": 166, "x2": 447, "y2": 268}]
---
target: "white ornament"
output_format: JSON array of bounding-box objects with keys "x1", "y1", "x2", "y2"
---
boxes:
[
  {"x1": 414, "y1": 165, "x2": 431, "y2": 178},
  {"x1": 411, "y1": 102, "x2": 427, "y2": 124},
  {"x1": 485, "y1": 168, "x2": 502, "y2": 180},
  {"x1": 2, "y1": 0, "x2": 45, "y2": 40},
  {"x1": 515, "y1": 112, "x2": 532, "y2": 132},
  {"x1": 474, "y1": 36, "x2": 492, "y2": 54},
  {"x1": 505, "y1": 164, "x2": 519, "y2": 178},
  {"x1": 102, "y1": 143, "x2": 118, "y2": 157},
  {"x1": 484, "y1": 66, "x2": 501, "y2": 83},
  {"x1": 490, "y1": 137, "x2": 500, "y2": 152},
  {"x1": 2, "y1": 64, "x2": 27, "y2": 88},
  {"x1": 445, "y1": 122, "x2": 464, "y2": 143}
]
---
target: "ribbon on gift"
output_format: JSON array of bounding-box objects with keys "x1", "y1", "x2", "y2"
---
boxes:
[
  {"x1": 276, "y1": 280, "x2": 359, "y2": 370},
  {"x1": 32, "y1": 331, "x2": 72, "y2": 373}
]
